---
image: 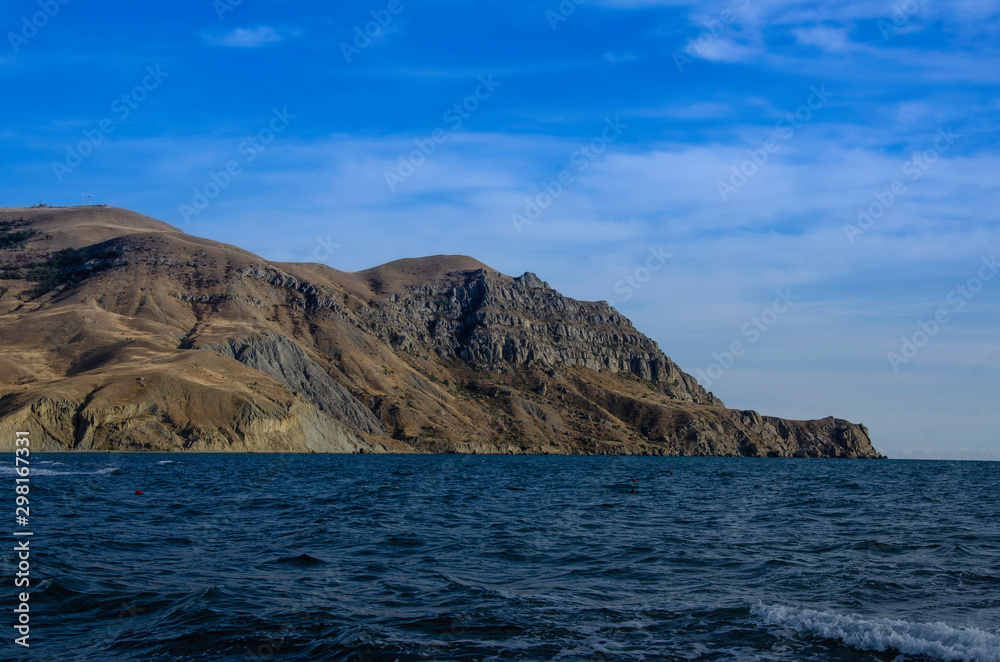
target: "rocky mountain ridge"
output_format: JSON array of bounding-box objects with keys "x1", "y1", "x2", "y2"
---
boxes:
[{"x1": 0, "y1": 206, "x2": 883, "y2": 458}]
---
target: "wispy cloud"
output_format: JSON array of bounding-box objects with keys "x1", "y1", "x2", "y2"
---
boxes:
[
  {"x1": 690, "y1": 37, "x2": 755, "y2": 62},
  {"x1": 792, "y1": 25, "x2": 853, "y2": 53},
  {"x1": 206, "y1": 26, "x2": 284, "y2": 48}
]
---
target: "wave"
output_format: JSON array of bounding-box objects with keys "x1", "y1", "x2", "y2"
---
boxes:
[
  {"x1": 0, "y1": 466, "x2": 121, "y2": 477},
  {"x1": 156, "y1": 460, "x2": 174, "y2": 465},
  {"x1": 752, "y1": 603, "x2": 1000, "y2": 662}
]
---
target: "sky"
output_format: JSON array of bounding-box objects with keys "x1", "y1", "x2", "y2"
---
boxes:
[{"x1": 1, "y1": 0, "x2": 998, "y2": 459}]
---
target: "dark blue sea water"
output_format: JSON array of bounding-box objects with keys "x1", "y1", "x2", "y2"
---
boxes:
[{"x1": 2, "y1": 454, "x2": 999, "y2": 661}]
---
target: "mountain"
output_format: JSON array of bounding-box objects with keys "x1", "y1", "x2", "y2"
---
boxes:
[{"x1": 0, "y1": 206, "x2": 882, "y2": 457}]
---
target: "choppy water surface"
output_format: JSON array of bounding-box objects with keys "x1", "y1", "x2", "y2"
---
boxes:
[{"x1": 2, "y1": 455, "x2": 999, "y2": 661}]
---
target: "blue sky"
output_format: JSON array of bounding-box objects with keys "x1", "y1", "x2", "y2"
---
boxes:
[{"x1": 2, "y1": 0, "x2": 999, "y2": 459}]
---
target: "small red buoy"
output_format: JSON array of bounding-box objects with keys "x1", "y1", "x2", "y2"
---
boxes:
[{"x1": 135, "y1": 490, "x2": 144, "y2": 495}]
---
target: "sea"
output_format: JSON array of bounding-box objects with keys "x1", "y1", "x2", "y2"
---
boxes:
[{"x1": 1, "y1": 454, "x2": 999, "y2": 661}]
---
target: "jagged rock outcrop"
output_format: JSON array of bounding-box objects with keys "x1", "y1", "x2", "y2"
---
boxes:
[
  {"x1": 0, "y1": 206, "x2": 883, "y2": 458},
  {"x1": 359, "y1": 267, "x2": 720, "y2": 406}
]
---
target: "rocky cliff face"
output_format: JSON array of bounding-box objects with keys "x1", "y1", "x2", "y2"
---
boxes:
[
  {"x1": 356, "y1": 266, "x2": 720, "y2": 406},
  {"x1": 0, "y1": 206, "x2": 883, "y2": 458}
]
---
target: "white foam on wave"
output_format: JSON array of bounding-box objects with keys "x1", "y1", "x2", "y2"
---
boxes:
[
  {"x1": 0, "y1": 466, "x2": 120, "y2": 477},
  {"x1": 156, "y1": 460, "x2": 174, "y2": 465},
  {"x1": 753, "y1": 603, "x2": 1000, "y2": 662}
]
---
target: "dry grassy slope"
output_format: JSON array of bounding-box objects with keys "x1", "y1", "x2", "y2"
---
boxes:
[{"x1": 0, "y1": 206, "x2": 883, "y2": 457}]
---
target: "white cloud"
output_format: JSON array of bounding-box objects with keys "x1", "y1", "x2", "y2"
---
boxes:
[
  {"x1": 792, "y1": 25, "x2": 853, "y2": 52},
  {"x1": 599, "y1": 0, "x2": 1000, "y2": 84},
  {"x1": 207, "y1": 26, "x2": 284, "y2": 48},
  {"x1": 688, "y1": 37, "x2": 755, "y2": 62}
]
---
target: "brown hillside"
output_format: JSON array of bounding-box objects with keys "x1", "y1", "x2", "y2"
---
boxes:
[{"x1": 0, "y1": 205, "x2": 882, "y2": 458}]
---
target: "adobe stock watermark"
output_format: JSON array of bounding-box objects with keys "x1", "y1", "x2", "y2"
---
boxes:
[
  {"x1": 693, "y1": 288, "x2": 799, "y2": 391},
  {"x1": 384, "y1": 74, "x2": 501, "y2": 192},
  {"x1": 178, "y1": 107, "x2": 295, "y2": 223},
  {"x1": 7, "y1": 0, "x2": 70, "y2": 53},
  {"x1": 608, "y1": 246, "x2": 673, "y2": 305},
  {"x1": 51, "y1": 65, "x2": 169, "y2": 183},
  {"x1": 878, "y1": 0, "x2": 927, "y2": 40},
  {"x1": 673, "y1": 0, "x2": 751, "y2": 73},
  {"x1": 213, "y1": 0, "x2": 243, "y2": 20},
  {"x1": 340, "y1": 0, "x2": 406, "y2": 63},
  {"x1": 512, "y1": 116, "x2": 628, "y2": 234},
  {"x1": 717, "y1": 85, "x2": 833, "y2": 201},
  {"x1": 886, "y1": 255, "x2": 998, "y2": 372},
  {"x1": 545, "y1": 0, "x2": 586, "y2": 31},
  {"x1": 844, "y1": 127, "x2": 959, "y2": 244}
]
